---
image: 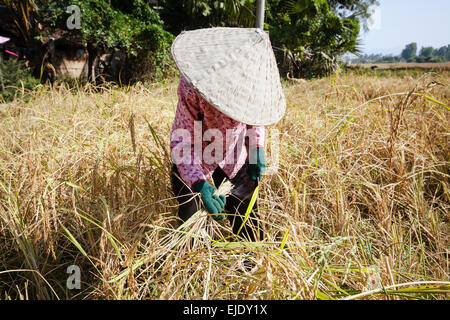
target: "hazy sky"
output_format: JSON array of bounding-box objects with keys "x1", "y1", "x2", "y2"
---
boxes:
[{"x1": 359, "y1": 0, "x2": 450, "y2": 55}]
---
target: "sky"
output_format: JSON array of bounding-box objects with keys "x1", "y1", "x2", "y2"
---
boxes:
[{"x1": 358, "y1": 0, "x2": 450, "y2": 55}]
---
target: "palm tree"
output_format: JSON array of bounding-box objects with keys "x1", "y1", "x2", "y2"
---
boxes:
[
  {"x1": 160, "y1": 0, "x2": 256, "y2": 33},
  {"x1": 2, "y1": 0, "x2": 40, "y2": 44}
]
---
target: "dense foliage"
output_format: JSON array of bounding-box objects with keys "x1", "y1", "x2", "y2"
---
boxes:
[
  {"x1": 39, "y1": 0, "x2": 174, "y2": 81},
  {"x1": 0, "y1": 58, "x2": 40, "y2": 102},
  {"x1": 107, "y1": 0, "x2": 376, "y2": 79},
  {"x1": 158, "y1": 0, "x2": 257, "y2": 34},
  {"x1": 1, "y1": 0, "x2": 378, "y2": 81},
  {"x1": 265, "y1": 0, "x2": 361, "y2": 78},
  {"x1": 159, "y1": 0, "x2": 370, "y2": 78}
]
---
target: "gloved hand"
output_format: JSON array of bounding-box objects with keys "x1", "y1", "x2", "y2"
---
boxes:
[
  {"x1": 249, "y1": 147, "x2": 266, "y2": 181},
  {"x1": 193, "y1": 180, "x2": 226, "y2": 221}
]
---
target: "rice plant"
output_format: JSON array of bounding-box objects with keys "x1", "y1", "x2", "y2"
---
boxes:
[{"x1": 0, "y1": 71, "x2": 448, "y2": 300}]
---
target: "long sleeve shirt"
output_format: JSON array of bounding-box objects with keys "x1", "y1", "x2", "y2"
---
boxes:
[{"x1": 170, "y1": 76, "x2": 265, "y2": 188}]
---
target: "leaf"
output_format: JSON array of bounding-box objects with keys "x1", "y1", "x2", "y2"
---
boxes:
[
  {"x1": 211, "y1": 241, "x2": 269, "y2": 249},
  {"x1": 145, "y1": 118, "x2": 170, "y2": 162},
  {"x1": 61, "y1": 225, "x2": 88, "y2": 257},
  {"x1": 415, "y1": 93, "x2": 449, "y2": 111},
  {"x1": 343, "y1": 281, "x2": 450, "y2": 300},
  {"x1": 316, "y1": 290, "x2": 334, "y2": 300},
  {"x1": 65, "y1": 181, "x2": 85, "y2": 192},
  {"x1": 280, "y1": 229, "x2": 289, "y2": 250},
  {"x1": 284, "y1": 0, "x2": 310, "y2": 14},
  {"x1": 392, "y1": 284, "x2": 450, "y2": 293},
  {"x1": 234, "y1": 184, "x2": 259, "y2": 240},
  {"x1": 109, "y1": 257, "x2": 146, "y2": 283}
]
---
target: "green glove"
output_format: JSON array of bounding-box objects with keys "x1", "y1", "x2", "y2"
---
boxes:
[
  {"x1": 193, "y1": 180, "x2": 226, "y2": 221},
  {"x1": 249, "y1": 147, "x2": 266, "y2": 181}
]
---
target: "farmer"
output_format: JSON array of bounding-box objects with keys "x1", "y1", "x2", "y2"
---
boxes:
[{"x1": 169, "y1": 27, "x2": 286, "y2": 241}]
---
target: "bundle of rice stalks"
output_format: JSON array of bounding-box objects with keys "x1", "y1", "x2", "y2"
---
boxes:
[
  {"x1": 108, "y1": 181, "x2": 239, "y2": 294},
  {"x1": 157, "y1": 180, "x2": 235, "y2": 256}
]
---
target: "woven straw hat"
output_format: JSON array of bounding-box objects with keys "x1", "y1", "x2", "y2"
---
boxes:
[{"x1": 171, "y1": 27, "x2": 286, "y2": 126}]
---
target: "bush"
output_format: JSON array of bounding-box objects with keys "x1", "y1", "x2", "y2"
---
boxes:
[
  {"x1": 0, "y1": 58, "x2": 40, "y2": 102},
  {"x1": 38, "y1": 0, "x2": 174, "y2": 82}
]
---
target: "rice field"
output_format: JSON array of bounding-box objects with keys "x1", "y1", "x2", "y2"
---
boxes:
[
  {"x1": 0, "y1": 70, "x2": 449, "y2": 300},
  {"x1": 349, "y1": 62, "x2": 450, "y2": 71}
]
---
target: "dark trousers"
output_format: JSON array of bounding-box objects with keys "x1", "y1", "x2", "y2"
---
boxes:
[{"x1": 171, "y1": 162, "x2": 263, "y2": 241}]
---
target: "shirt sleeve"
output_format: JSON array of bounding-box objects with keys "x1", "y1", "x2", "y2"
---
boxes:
[{"x1": 170, "y1": 77, "x2": 207, "y2": 189}]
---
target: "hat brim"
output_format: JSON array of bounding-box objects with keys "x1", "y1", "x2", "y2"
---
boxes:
[{"x1": 171, "y1": 27, "x2": 286, "y2": 126}]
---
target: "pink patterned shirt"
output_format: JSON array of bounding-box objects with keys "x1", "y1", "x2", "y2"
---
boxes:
[{"x1": 170, "y1": 76, "x2": 265, "y2": 188}]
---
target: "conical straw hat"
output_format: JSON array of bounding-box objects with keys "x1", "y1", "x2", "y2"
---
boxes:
[{"x1": 171, "y1": 27, "x2": 286, "y2": 126}]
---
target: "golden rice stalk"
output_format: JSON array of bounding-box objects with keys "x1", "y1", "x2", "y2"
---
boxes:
[{"x1": 156, "y1": 180, "x2": 234, "y2": 259}]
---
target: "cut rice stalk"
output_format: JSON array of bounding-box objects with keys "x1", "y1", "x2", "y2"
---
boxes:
[{"x1": 157, "y1": 180, "x2": 234, "y2": 256}]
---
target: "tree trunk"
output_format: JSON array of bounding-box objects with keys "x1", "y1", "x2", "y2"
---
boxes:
[{"x1": 87, "y1": 43, "x2": 99, "y2": 83}]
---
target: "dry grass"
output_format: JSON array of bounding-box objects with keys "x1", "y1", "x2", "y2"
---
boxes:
[{"x1": 0, "y1": 71, "x2": 449, "y2": 300}]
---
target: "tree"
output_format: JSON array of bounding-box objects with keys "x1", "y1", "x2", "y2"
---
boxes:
[
  {"x1": 36, "y1": 0, "x2": 174, "y2": 82},
  {"x1": 266, "y1": 0, "x2": 360, "y2": 78},
  {"x1": 328, "y1": 0, "x2": 379, "y2": 31},
  {"x1": 435, "y1": 45, "x2": 450, "y2": 61},
  {"x1": 158, "y1": 0, "x2": 256, "y2": 34},
  {"x1": 434, "y1": 45, "x2": 447, "y2": 58},
  {"x1": 158, "y1": 0, "x2": 372, "y2": 78},
  {"x1": 401, "y1": 42, "x2": 417, "y2": 61},
  {"x1": 419, "y1": 46, "x2": 434, "y2": 58},
  {"x1": 0, "y1": 0, "x2": 41, "y2": 44}
]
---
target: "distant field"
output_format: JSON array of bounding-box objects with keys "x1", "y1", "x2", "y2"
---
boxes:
[{"x1": 348, "y1": 62, "x2": 450, "y2": 71}]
